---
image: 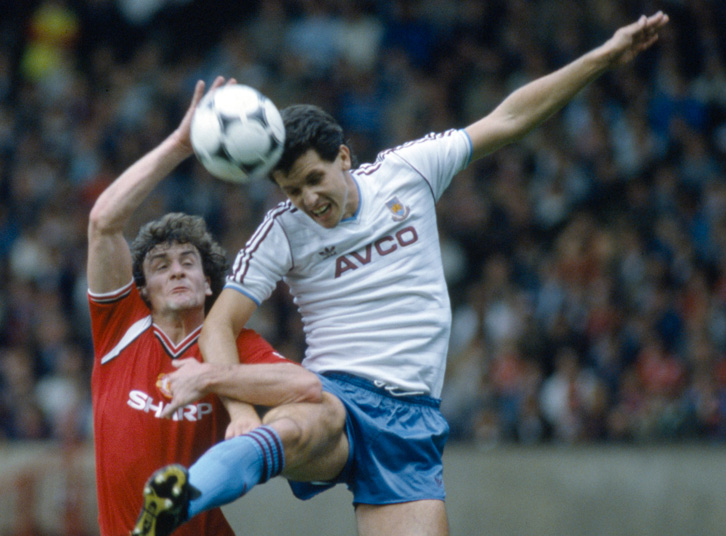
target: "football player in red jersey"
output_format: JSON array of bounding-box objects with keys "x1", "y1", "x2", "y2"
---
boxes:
[{"x1": 87, "y1": 77, "x2": 322, "y2": 536}]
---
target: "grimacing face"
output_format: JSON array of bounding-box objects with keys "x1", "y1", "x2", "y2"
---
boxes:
[
  {"x1": 272, "y1": 146, "x2": 359, "y2": 229},
  {"x1": 140, "y1": 242, "x2": 211, "y2": 316}
]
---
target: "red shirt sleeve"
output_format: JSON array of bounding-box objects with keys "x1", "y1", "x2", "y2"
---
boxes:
[{"x1": 88, "y1": 281, "x2": 150, "y2": 363}]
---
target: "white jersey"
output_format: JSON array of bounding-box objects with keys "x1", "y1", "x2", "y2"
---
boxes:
[{"x1": 227, "y1": 129, "x2": 472, "y2": 397}]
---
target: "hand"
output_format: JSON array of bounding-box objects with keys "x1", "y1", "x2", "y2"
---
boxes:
[
  {"x1": 159, "y1": 358, "x2": 211, "y2": 418},
  {"x1": 172, "y1": 76, "x2": 238, "y2": 152},
  {"x1": 604, "y1": 11, "x2": 669, "y2": 67},
  {"x1": 224, "y1": 400, "x2": 262, "y2": 439}
]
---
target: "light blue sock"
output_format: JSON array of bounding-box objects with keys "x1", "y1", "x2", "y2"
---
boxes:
[{"x1": 187, "y1": 426, "x2": 284, "y2": 518}]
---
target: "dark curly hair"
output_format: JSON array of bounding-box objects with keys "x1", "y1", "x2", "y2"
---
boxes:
[
  {"x1": 272, "y1": 104, "x2": 358, "y2": 178},
  {"x1": 130, "y1": 213, "x2": 228, "y2": 313}
]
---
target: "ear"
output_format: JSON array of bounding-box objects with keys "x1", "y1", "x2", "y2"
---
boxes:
[
  {"x1": 205, "y1": 277, "x2": 212, "y2": 297},
  {"x1": 271, "y1": 169, "x2": 283, "y2": 186},
  {"x1": 139, "y1": 286, "x2": 148, "y2": 299},
  {"x1": 338, "y1": 145, "x2": 351, "y2": 171}
]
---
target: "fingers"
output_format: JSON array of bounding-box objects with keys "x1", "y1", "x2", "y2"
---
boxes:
[
  {"x1": 188, "y1": 79, "x2": 207, "y2": 109},
  {"x1": 642, "y1": 11, "x2": 669, "y2": 34},
  {"x1": 210, "y1": 75, "x2": 226, "y2": 91},
  {"x1": 622, "y1": 11, "x2": 668, "y2": 57},
  {"x1": 171, "y1": 357, "x2": 197, "y2": 368},
  {"x1": 641, "y1": 12, "x2": 668, "y2": 47},
  {"x1": 191, "y1": 76, "x2": 227, "y2": 110},
  {"x1": 225, "y1": 421, "x2": 250, "y2": 439},
  {"x1": 650, "y1": 11, "x2": 669, "y2": 27},
  {"x1": 160, "y1": 391, "x2": 199, "y2": 418},
  {"x1": 160, "y1": 403, "x2": 178, "y2": 419},
  {"x1": 187, "y1": 76, "x2": 236, "y2": 118}
]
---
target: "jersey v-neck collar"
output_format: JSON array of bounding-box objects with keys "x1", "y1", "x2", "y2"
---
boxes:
[
  {"x1": 341, "y1": 174, "x2": 363, "y2": 224},
  {"x1": 152, "y1": 323, "x2": 203, "y2": 359}
]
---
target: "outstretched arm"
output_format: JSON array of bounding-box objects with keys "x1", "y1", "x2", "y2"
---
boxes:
[
  {"x1": 465, "y1": 11, "x2": 669, "y2": 161},
  {"x1": 159, "y1": 359, "x2": 322, "y2": 418},
  {"x1": 87, "y1": 78, "x2": 225, "y2": 293}
]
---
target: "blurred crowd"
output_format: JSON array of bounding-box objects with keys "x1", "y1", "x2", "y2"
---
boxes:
[{"x1": 1, "y1": 0, "x2": 725, "y2": 446}]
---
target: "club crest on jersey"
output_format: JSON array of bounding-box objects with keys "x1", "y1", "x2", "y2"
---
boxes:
[{"x1": 386, "y1": 196, "x2": 410, "y2": 221}]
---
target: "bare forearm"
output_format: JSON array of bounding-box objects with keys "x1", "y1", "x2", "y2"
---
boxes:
[
  {"x1": 466, "y1": 47, "x2": 608, "y2": 159},
  {"x1": 159, "y1": 359, "x2": 323, "y2": 419},
  {"x1": 89, "y1": 135, "x2": 191, "y2": 233},
  {"x1": 203, "y1": 363, "x2": 322, "y2": 406},
  {"x1": 495, "y1": 47, "x2": 608, "y2": 142}
]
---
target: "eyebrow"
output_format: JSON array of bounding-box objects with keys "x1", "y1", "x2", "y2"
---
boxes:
[
  {"x1": 284, "y1": 168, "x2": 323, "y2": 187},
  {"x1": 147, "y1": 248, "x2": 199, "y2": 264},
  {"x1": 305, "y1": 170, "x2": 323, "y2": 182}
]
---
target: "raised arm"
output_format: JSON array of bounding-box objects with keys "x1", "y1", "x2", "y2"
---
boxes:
[
  {"x1": 87, "y1": 78, "x2": 222, "y2": 293},
  {"x1": 465, "y1": 11, "x2": 669, "y2": 161}
]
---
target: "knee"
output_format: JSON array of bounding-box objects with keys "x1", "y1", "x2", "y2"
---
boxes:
[
  {"x1": 268, "y1": 415, "x2": 307, "y2": 451},
  {"x1": 261, "y1": 393, "x2": 346, "y2": 452},
  {"x1": 260, "y1": 408, "x2": 315, "y2": 454}
]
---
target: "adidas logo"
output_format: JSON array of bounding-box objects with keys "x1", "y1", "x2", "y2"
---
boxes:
[{"x1": 319, "y1": 246, "x2": 337, "y2": 259}]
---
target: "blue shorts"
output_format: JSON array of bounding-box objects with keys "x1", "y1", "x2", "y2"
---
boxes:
[{"x1": 288, "y1": 372, "x2": 450, "y2": 505}]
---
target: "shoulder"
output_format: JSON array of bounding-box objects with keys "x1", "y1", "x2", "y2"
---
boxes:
[
  {"x1": 367, "y1": 130, "x2": 472, "y2": 199},
  {"x1": 382, "y1": 129, "x2": 469, "y2": 160},
  {"x1": 243, "y1": 200, "x2": 300, "y2": 253},
  {"x1": 88, "y1": 280, "x2": 149, "y2": 327},
  {"x1": 358, "y1": 130, "x2": 470, "y2": 177},
  {"x1": 260, "y1": 200, "x2": 298, "y2": 227}
]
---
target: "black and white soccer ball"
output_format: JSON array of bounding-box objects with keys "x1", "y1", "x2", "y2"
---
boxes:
[{"x1": 190, "y1": 84, "x2": 285, "y2": 183}]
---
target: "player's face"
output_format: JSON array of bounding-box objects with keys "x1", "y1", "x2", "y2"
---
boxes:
[
  {"x1": 272, "y1": 146, "x2": 358, "y2": 229},
  {"x1": 141, "y1": 242, "x2": 211, "y2": 315}
]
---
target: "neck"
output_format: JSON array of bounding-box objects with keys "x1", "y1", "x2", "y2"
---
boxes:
[
  {"x1": 152, "y1": 309, "x2": 205, "y2": 344},
  {"x1": 343, "y1": 172, "x2": 359, "y2": 219}
]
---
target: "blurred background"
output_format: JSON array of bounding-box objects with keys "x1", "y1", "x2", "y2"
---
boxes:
[{"x1": 0, "y1": 0, "x2": 725, "y2": 534}]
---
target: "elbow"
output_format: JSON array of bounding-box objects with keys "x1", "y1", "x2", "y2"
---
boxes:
[
  {"x1": 88, "y1": 201, "x2": 120, "y2": 237},
  {"x1": 292, "y1": 370, "x2": 323, "y2": 404},
  {"x1": 87, "y1": 205, "x2": 105, "y2": 236}
]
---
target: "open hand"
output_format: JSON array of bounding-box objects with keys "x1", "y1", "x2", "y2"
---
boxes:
[
  {"x1": 173, "y1": 76, "x2": 237, "y2": 152},
  {"x1": 606, "y1": 11, "x2": 669, "y2": 67}
]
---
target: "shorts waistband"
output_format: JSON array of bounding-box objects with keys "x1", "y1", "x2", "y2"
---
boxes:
[{"x1": 321, "y1": 372, "x2": 441, "y2": 408}]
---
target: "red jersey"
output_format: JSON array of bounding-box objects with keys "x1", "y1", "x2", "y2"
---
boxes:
[{"x1": 89, "y1": 281, "x2": 287, "y2": 536}]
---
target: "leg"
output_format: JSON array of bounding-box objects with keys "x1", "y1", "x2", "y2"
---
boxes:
[
  {"x1": 188, "y1": 392, "x2": 347, "y2": 514},
  {"x1": 355, "y1": 500, "x2": 449, "y2": 536},
  {"x1": 263, "y1": 391, "x2": 348, "y2": 481},
  {"x1": 132, "y1": 392, "x2": 348, "y2": 534}
]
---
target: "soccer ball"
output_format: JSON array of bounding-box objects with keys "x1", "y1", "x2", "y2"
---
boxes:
[{"x1": 190, "y1": 84, "x2": 285, "y2": 183}]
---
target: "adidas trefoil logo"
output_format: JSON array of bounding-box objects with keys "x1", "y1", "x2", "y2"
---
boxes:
[{"x1": 319, "y1": 246, "x2": 337, "y2": 259}]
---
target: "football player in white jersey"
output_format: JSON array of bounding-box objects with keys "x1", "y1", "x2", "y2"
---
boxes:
[{"x1": 133, "y1": 12, "x2": 669, "y2": 536}]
